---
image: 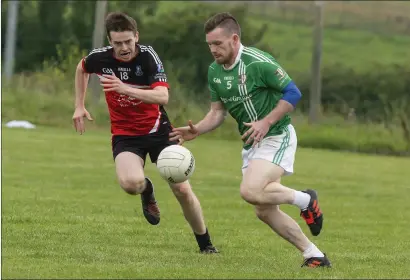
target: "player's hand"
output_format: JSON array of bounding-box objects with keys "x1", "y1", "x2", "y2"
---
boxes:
[
  {"x1": 100, "y1": 73, "x2": 129, "y2": 94},
  {"x1": 169, "y1": 120, "x2": 199, "y2": 142},
  {"x1": 241, "y1": 119, "x2": 270, "y2": 148},
  {"x1": 72, "y1": 106, "x2": 93, "y2": 135},
  {"x1": 177, "y1": 137, "x2": 185, "y2": 146}
]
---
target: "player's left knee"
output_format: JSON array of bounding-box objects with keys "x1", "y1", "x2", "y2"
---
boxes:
[{"x1": 169, "y1": 181, "x2": 192, "y2": 198}]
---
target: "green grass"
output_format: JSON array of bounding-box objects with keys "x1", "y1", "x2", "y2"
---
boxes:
[{"x1": 2, "y1": 126, "x2": 410, "y2": 279}]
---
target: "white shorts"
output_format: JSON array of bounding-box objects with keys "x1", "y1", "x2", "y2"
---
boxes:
[{"x1": 241, "y1": 124, "x2": 297, "y2": 176}]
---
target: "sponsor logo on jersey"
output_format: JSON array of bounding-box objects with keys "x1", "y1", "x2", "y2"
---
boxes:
[
  {"x1": 213, "y1": 78, "x2": 221, "y2": 84},
  {"x1": 157, "y1": 63, "x2": 165, "y2": 73},
  {"x1": 116, "y1": 94, "x2": 143, "y2": 107},
  {"x1": 118, "y1": 67, "x2": 131, "y2": 72},
  {"x1": 238, "y1": 74, "x2": 247, "y2": 85},
  {"x1": 135, "y1": 65, "x2": 144, "y2": 76},
  {"x1": 220, "y1": 94, "x2": 253, "y2": 103},
  {"x1": 224, "y1": 76, "x2": 234, "y2": 81}
]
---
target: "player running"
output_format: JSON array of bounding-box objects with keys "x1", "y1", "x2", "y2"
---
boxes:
[
  {"x1": 170, "y1": 12, "x2": 331, "y2": 267},
  {"x1": 72, "y1": 12, "x2": 218, "y2": 254}
]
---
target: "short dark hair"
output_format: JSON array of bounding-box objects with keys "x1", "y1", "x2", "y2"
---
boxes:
[
  {"x1": 105, "y1": 12, "x2": 137, "y2": 38},
  {"x1": 204, "y1": 12, "x2": 241, "y2": 37}
]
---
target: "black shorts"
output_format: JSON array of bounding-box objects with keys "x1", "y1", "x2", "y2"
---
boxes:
[{"x1": 112, "y1": 131, "x2": 178, "y2": 164}]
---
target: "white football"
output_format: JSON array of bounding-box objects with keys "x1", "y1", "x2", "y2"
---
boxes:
[{"x1": 157, "y1": 145, "x2": 195, "y2": 184}]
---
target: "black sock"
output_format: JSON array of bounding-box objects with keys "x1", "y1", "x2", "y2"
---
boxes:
[{"x1": 194, "y1": 228, "x2": 212, "y2": 250}]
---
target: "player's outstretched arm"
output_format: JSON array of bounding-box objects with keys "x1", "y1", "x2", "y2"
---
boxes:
[
  {"x1": 72, "y1": 59, "x2": 93, "y2": 135},
  {"x1": 169, "y1": 101, "x2": 226, "y2": 142},
  {"x1": 196, "y1": 101, "x2": 227, "y2": 135}
]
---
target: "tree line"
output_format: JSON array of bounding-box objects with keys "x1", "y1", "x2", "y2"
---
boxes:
[{"x1": 2, "y1": 0, "x2": 409, "y2": 145}]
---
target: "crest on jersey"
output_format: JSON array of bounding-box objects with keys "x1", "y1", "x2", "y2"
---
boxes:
[
  {"x1": 238, "y1": 74, "x2": 247, "y2": 85},
  {"x1": 157, "y1": 63, "x2": 165, "y2": 73},
  {"x1": 135, "y1": 65, "x2": 143, "y2": 76}
]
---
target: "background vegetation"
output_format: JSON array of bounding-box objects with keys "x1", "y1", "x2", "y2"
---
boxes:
[{"x1": 2, "y1": 0, "x2": 410, "y2": 156}]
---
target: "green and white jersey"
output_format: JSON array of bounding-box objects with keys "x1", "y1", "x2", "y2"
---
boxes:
[{"x1": 208, "y1": 44, "x2": 293, "y2": 150}]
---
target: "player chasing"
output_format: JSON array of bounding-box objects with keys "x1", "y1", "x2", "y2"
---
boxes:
[
  {"x1": 72, "y1": 12, "x2": 218, "y2": 254},
  {"x1": 170, "y1": 12, "x2": 332, "y2": 267}
]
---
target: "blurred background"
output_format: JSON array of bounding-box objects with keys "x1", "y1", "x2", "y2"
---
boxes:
[{"x1": 2, "y1": 0, "x2": 410, "y2": 157}]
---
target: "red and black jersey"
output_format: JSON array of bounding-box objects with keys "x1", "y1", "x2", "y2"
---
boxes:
[{"x1": 82, "y1": 44, "x2": 171, "y2": 136}]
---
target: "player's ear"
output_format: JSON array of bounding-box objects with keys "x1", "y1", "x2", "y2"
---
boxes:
[
  {"x1": 107, "y1": 36, "x2": 112, "y2": 47},
  {"x1": 135, "y1": 31, "x2": 139, "y2": 43}
]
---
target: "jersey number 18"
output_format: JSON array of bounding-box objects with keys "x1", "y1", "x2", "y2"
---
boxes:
[{"x1": 120, "y1": 72, "x2": 129, "y2": 80}]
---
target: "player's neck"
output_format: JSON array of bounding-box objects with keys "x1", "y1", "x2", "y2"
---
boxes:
[
  {"x1": 131, "y1": 48, "x2": 139, "y2": 59},
  {"x1": 223, "y1": 44, "x2": 242, "y2": 69},
  {"x1": 224, "y1": 57, "x2": 236, "y2": 69}
]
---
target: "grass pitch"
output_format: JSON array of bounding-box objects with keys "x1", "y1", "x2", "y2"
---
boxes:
[{"x1": 2, "y1": 126, "x2": 410, "y2": 279}]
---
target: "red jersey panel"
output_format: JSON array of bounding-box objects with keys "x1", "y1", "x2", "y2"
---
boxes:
[{"x1": 82, "y1": 44, "x2": 170, "y2": 136}]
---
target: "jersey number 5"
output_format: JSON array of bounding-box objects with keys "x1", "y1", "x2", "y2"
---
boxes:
[{"x1": 226, "y1": 81, "x2": 232, "y2": 89}]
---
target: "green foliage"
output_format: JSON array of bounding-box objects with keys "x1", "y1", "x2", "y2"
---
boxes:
[
  {"x1": 135, "y1": 2, "x2": 269, "y2": 97},
  {"x1": 251, "y1": 18, "x2": 410, "y2": 76},
  {"x1": 2, "y1": 57, "x2": 408, "y2": 156},
  {"x1": 293, "y1": 64, "x2": 410, "y2": 146},
  {"x1": 64, "y1": 1, "x2": 96, "y2": 50},
  {"x1": 2, "y1": 0, "x2": 409, "y2": 157},
  {"x1": 294, "y1": 120, "x2": 409, "y2": 157}
]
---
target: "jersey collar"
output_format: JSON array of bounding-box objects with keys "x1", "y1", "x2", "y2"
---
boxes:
[{"x1": 223, "y1": 44, "x2": 244, "y2": 71}]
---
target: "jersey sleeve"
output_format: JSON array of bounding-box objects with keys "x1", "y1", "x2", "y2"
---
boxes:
[
  {"x1": 208, "y1": 66, "x2": 220, "y2": 102},
  {"x1": 257, "y1": 61, "x2": 292, "y2": 92},
  {"x1": 81, "y1": 52, "x2": 99, "y2": 74},
  {"x1": 145, "y1": 46, "x2": 169, "y2": 89}
]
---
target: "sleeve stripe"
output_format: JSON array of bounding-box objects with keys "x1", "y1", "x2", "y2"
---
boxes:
[
  {"x1": 147, "y1": 46, "x2": 163, "y2": 65},
  {"x1": 243, "y1": 47, "x2": 282, "y2": 69},
  {"x1": 88, "y1": 46, "x2": 113, "y2": 56},
  {"x1": 141, "y1": 45, "x2": 163, "y2": 66}
]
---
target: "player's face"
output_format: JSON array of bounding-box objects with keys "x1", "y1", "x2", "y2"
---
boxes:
[
  {"x1": 108, "y1": 31, "x2": 139, "y2": 61},
  {"x1": 206, "y1": 27, "x2": 238, "y2": 65}
]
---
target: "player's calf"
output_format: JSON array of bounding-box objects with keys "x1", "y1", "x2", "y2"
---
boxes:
[
  {"x1": 255, "y1": 204, "x2": 279, "y2": 223},
  {"x1": 169, "y1": 181, "x2": 218, "y2": 253}
]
